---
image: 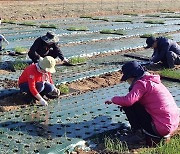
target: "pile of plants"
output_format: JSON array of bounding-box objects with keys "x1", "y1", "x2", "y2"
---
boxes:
[
  {"x1": 18, "y1": 21, "x2": 36, "y2": 26},
  {"x1": 14, "y1": 46, "x2": 28, "y2": 54},
  {"x1": 68, "y1": 57, "x2": 86, "y2": 65},
  {"x1": 40, "y1": 24, "x2": 58, "y2": 29},
  {"x1": 100, "y1": 29, "x2": 125, "y2": 35},
  {"x1": 144, "y1": 20, "x2": 165, "y2": 24},
  {"x1": 66, "y1": 26, "x2": 89, "y2": 31},
  {"x1": 12, "y1": 61, "x2": 29, "y2": 70},
  {"x1": 58, "y1": 84, "x2": 69, "y2": 94},
  {"x1": 113, "y1": 19, "x2": 132, "y2": 23}
]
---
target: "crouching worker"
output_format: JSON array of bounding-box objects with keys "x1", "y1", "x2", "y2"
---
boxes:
[
  {"x1": 105, "y1": 61, "x2": 179, "y2": 146},
  {"x1": 145, "y1": 36, "x2": 180, "y2": 68},
  {"x1": 18, "y1": 56, "x2": 60, "y2": 106}
]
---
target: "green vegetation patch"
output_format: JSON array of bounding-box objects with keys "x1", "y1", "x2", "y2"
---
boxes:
[
  {"x1": 144, "y1": 20, "x2": 165, "y2": 24},
  {"x1": 123, "y1": 13, "x2": 138, "y2": 16},
  {"x1": 105, "y1": 137, "x2": 129, "y2": 153},
  {"x1": 140, "y1": 135, "x2": 180, "y2": 154},
  {"x1": 14, "y1": 46, "x2": 28, "y2": 53},
  {"x1": 66, "y1": 26, "x2": 89, "y2": 31},
  {"x1": 100, "y1": 29, "x2": 125, "y2": 35},
  {"x1": 80, "y1": 15, "x2": 92, "y2": 18},
  {"x1": 68, "y1": 56, "x2": 87, "y2": 65},
  {"x1": 160, "y1": 10, "x2": 175, "y2": 13},
  {"x1": 145, "y1": 14, "x2": 160, "y2": 17},
  {"x1": 12, "y1": 61, "x2": 29, "y2": 70},
  {"x1": 140, "y1": 34, "x2": 172, "y2": 39},
  {"x1": 18, "y1": 21, "x2": 36, "y2": 26},
  {"x1": 159, "y1": 69, "x2": 180, "y2": 80},
  {"x1": 113, "y1": 19, "x2": 132, "y2": 23},
  {"x1": 92, "y1": 17, "x2": 109, "y2": 22},
  {"x1": 40, "y1": 24, "x2": 58, "y2": 29},
  {"x1": 58, "y1": 84, "x2": 69, "y2": 94},
  {"x1": 2, "y1": 19, "x2": 16, "y2": 24},
  {"x1": 164, "y1": 15, "x2": 180, "y2": 18}
]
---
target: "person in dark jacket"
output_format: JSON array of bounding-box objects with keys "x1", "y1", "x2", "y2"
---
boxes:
[
  {"x1": 28, "y1": 31, "x2": 68, "y2": 64},
  {"x1": 145, "y1": 36, "x2": 180, "y2": 68}
]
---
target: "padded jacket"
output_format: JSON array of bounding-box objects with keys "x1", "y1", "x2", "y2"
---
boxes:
[
  {"x1": 112, "y1": 74, "x2": 179, "y2": 136},
  {"x1": 18, "y1": 64, "x2": 53, "y2": 96}
]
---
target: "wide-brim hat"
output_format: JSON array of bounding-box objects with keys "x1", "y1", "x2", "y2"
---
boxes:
[
  {"x1": 38, "y1": 56, "x2": 56, "y2": 73},
  {"x1": 121, "y1": 61, "x2": 145, "y2": 81},
  {"x1": 145, "y1": 36, "x2": 156, "y2": 48},
  {"x1": 41, "y1": 31, "x2": 59, "y2": 44}
]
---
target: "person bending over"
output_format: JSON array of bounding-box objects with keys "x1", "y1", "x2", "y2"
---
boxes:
[
  {"x1": 105, "y1": 61, "x2": 179, "y2": 145},
  {"x1": 18, "y1": 56, "x2": 60, "y2": 106}
]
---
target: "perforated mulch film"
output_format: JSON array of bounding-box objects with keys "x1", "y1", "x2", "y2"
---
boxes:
[{"x1": 0, "y1": 12, "x2": 180, "y2": 153}]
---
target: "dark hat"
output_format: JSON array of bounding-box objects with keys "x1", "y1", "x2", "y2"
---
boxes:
[
  {"x1": 145, "y1": 36, "x2": 156, "y2": 48},
  {"x1": 121, "y1": 61, "x2": 145, "y2": 81},
  {"x1": 41, "y1": 31, "x2": 59, "y2": 44}
]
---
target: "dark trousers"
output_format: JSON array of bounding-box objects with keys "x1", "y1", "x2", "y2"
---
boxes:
[
  {"x1": 122, "y1": 103, "x2": 161, "y2": 136},
  {"x1": 162, "y1": 51, "x2": 180, "y2": 68},
  {"x1": 19, "y1": 82, "x2": 54, "y2": 98}
]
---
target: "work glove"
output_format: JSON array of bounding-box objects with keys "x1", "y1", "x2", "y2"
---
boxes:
[
  {"x1": 149, "y1": 61, "x2": 154, "y2": 65},
  {"x1": 54, "y1": 87, "x2": 61, "y2": 96},
  {"x1": 40, "y1": 98, "x2": 48, "y2": 106}
]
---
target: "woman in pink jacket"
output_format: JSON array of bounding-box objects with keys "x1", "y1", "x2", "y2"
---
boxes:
[{"x1": 105, "y1": 61, "x2": 179, "y2": 144}]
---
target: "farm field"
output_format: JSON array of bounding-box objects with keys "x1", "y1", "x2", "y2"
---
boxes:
[{"x1": 0, "y1": 1, "x2": 180, "y2": 153}]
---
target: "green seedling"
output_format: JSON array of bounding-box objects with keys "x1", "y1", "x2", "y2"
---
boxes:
[
  {"x1": 144, "y1": 20, "x2": 165, "y2": 24},
  {"x1": 68, "y1": 57, "x2": 86, "y2": 65},
  {"x1": 100, "y1": 29, "x2": 125, "y2": 35},
  {"x1": 66, "y1": 26, "x2": 89, "y2": 31},
  {"x1": 58, "y1": 84, "x2": 69, "y2": 94},
  {"x1": 105, "y1": 137, "x2": 129, "y2": 153},
  {"x1": 40, "y1": 24, "x2": 58, "y2": 29},
  {"x1": 12, "y1": 61, "x2": 29, "y2": 70},
  {"x1": 139, "y1": 135, "x2": 180, "y2": 154},
  {"x1": 14, "y1": 46, "x2": 28, "y2": 53}
]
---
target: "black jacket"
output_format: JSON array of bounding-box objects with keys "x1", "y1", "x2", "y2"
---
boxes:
[{"x1": 28, "y1": 37, "x2": 64, "y2": 62}]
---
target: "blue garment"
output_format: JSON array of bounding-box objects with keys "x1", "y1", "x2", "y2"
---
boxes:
[
  {"x1": 19, "y1": 81, "x2": 54, "y2": 96},
  {"x1": 152, "y1": 37, "x2": 180, "y2": 67}
]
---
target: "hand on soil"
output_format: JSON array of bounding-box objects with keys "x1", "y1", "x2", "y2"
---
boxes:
[
  {"x1": 40, "y1": 98, "x2": 48, "y2": 106},
  {"x1": 105, "y1": 100, "x2": 113, "y2": 105}
]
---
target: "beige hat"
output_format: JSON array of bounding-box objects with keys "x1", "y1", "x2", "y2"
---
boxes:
[
  {"x1": 38, "y1": 56, "x2": 56, "y2": 73},
  {"x1": 41, "y1": 31, "x2": 59, "y2": 44}
]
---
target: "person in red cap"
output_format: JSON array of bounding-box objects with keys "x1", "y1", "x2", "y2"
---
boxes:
[
  {"x1": 145, "y1": 36, "x2": 180, "y2": 68},
  {"x1": 18, "y1": 56, "x2": 60, "y2": 106},
  {"x1": 28, "y1": 31, "x2": 69, "y2": 64},
  {"x1": 105, "y1": 61, "x2": 179, "y2": 145}
]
